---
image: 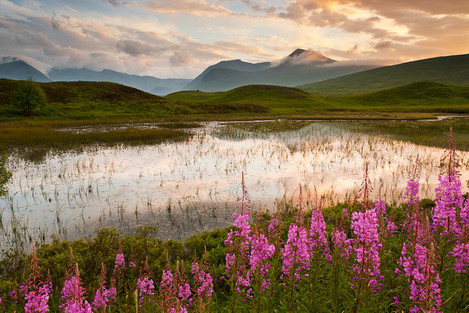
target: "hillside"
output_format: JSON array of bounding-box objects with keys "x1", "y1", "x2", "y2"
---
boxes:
[
  {"x1": 170, "y1": 81, "x2": 469, "y2": 115},
  {"x1": 330, "y1": 81, "x2": 469, "y2": 113},
  {"x1": 299, "y1": 53, "x2": 469, "y2": 95},
  {"x1": 0, "y1": 79, "x2": 272, "y2": 119}
]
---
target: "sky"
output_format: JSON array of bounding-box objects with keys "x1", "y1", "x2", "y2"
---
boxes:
[{"x1": 0, "y1": 0, "x2": 468, "y2": 78}]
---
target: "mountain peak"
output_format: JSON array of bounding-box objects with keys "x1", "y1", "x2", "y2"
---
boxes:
[
  {"x1": 288, "y1": 49, "x2": 307, "y2": 58},
  {"x1": 286, "y1": 49, "x2": 335, "y2": 64}
]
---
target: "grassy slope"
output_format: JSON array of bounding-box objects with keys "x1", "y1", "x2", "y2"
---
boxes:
[
  {"x1": 298, "y1": 53, "x2": 469, "y2": 95},
  {"x1": 169, "y1": 85, "x2": 340, "y2": 115},
  {"x1": 0, "y1": 79, "x2": 270, "y2": 120},
  {"x1": 169, "y1": 82, "x2": 469, "y2": 115},
  {"x1": 2, "y1": 79, "x2": 469, "y2": 121},
  {"x1": 331, "y1": 81, "x2": 469, "y2": 113}
]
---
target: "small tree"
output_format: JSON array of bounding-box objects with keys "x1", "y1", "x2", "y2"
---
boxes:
[
  {"x1": 11, "y1": 77, "x2": 47, "y2": 116},
  {"x1": 0, "y1": 154, "x2": 11, "y2": 196}
]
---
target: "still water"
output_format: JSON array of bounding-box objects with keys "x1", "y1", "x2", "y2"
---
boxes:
[{"x1": 1, "y1": 121, "x2": 468, "y2": 250}]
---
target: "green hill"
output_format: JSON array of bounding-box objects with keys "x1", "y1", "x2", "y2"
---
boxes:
[
  {"x1": 298, "y1": 53, "x2": 469, "y2": 95},
  {"x1": 170, "y1": 82, "x2": 469, "y2": 115},
  {"x1": 0, "y1": 79, "x2": 271, "y2": 120},
  {"x1": 331, "y1": 81, "x2": 469, "y2": 113},
  {"x1": 168, "y1": 85, "x2": 330, "y2": 115}
]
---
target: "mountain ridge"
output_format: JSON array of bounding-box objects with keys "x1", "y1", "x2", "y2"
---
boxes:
[{"x1": 183, "y1": 49, "x2": 374, "y2": 92}]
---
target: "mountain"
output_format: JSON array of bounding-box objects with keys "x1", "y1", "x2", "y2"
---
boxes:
[
  {"x1": 184, "y1": 49, "x2": 376, "y2": 92},
  {"x1": 184, "y1": 59, "x2": 271, "y2": 91},
  {"x1": 0, "y1": 57, "x2": 50, "y2": 82},
  {"x1": 298, "y1": 53, "x2": 469, "y2": 95},
  {"x1": 48, "y1": 68, "x2": 191, "y2": 96}
]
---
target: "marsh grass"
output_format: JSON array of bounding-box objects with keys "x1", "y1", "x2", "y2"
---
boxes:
[
  {"x1": 345, "y1": 119, "x2": 469, "y2": 151},
  {"x1": 0, "y1": 124, "x2": 191, "y2": 162},
  {"x1": 227, "y1": 120, "x2": 313, "y2": 133}
]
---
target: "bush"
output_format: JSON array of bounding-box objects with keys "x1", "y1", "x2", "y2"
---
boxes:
[{"x1": 11, "y1": 78, "x2": 47, "y2": 116}]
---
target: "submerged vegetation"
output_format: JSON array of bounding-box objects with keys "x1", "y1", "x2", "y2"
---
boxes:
[
  {"x1": 0, "y1": 131, "x2": 467, "y2": 312},
  {"x1": 347, "y1": 119, "x2": 469, "y2": 151},
  {"x1": 0, "y1": 122, "x2": 191, "y2": 162}
]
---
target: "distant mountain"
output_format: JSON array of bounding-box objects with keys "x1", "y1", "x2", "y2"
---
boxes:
[
  {"x1": 48, "y1": 68, "x2": 191, "y2": 96},
  {"x1": 298, "y1": 53, "x2": 469, "y2": 95},
  {"x1": 184, "y1": 59, "x2": 271, "y2": 91},
  {"x1": 0, "y1": 57, "x2": 50, "y2": 82},
  {"x1": 184, "y1": 49, "x2": 375, "y2": 92},
  {"x1": 0, "y1": 57, "x2": 191, "y2": 95}
]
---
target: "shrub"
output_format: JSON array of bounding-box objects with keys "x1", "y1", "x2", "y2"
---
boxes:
[{"x1": 11, "y1": 78, "x2": 47, "y2": 116}]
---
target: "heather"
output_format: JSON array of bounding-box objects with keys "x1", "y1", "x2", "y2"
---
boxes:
[{"x1": 0, "y1": 132, "x2": 468, "y2": 312}]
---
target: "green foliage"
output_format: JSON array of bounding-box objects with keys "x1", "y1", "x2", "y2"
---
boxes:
[
  {"x1": 0, "y1": 153, "x2": 12, "y2": 196},
  {"x1": 10, "y1": 78, "x2": 47, "y2": 116}
]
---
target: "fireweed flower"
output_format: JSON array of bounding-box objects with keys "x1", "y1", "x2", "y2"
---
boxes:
[
  {"x1": 191, "y1": 259, "x2": 214, "y2": 300},
  {"x1": 309, "y1": 208, "x2": 331, "y2": 261},
  {"x1": 432, "y1": 174, "x2": 463, "y2": 236},
  {"x1": 115, "y1": 253, "x2": 125, "y2": 270},
  {"x1": 351, "y1": 208, "x2": 383, "y2": 294},
  {"x1": 159, "y1": 268, "x2": 176, "y2": 311},
  {"x1": 60, "y1": 266, "x2": 92, "y2": 313},
  {"x1": 136, "y1": 256, "x2": 155, "y2": 310},
  {"x1": 23, "y1": 282, "x2": 52, "y2": 313},
  {"x1": 399, "y1": 243, "x2": 443, "y2": 312},
  {"x1": 92, "y1": 287, "x2": 116, "y2": 312},
  {"x1": 281, "y1": 222, "x2": 310, "y2": 282},
  {"x1": 224, "y1": 212, "x2": 253, "y2": 298},
  {"x1": 331, "y1": 230, "x2": 352, "y2": 261},
  {"x1": 250, "y1": 231, "x2": 275, "y2": 292},
  {"x1": 22, "y1": 244, "x2": 52, "y2": 313},
  {"x1": 137, "y1": 276, "x2": 155, "y2": 311},
  {"x1": 403, "y1": 178, "x2": 420, "y2": 208},
  {"x1": 92, "y1": 264, "x2": 116, "y2": 311},
  {"x1": 374, "y1": 200, "x2": 397, "y2": 237},
  {"x1": 453, "y1": 243, "x2": 469, "y2": 273},
  {"x1": 159, "y1": 265, "x2": 192, "y2": 313}
]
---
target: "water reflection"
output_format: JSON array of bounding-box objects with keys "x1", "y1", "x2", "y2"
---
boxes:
[{"x1": 1, "y1": 122, "x2": 468, "y2": 250}]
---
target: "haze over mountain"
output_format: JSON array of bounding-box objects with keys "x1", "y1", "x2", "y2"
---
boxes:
[
  {"x1": 0, "y1": 57, "x2": 190, "y2": 96},
  {"x1": 48, "y1": 68, "x2": 191, "y2": 96},
  {"x1": 184, "y1": 49, "x2": 377, "y2": 92},
  {"x1": 299, "y1": 53, "x2": 469, "y2": 95},
  {"x1": 0, "y1": 57, "x2": 50, "y2": 82}
]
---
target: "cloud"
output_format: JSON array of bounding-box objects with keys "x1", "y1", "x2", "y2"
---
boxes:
[
  {"x1": 144, "y1": 0, "x2": 232, "y2": 15},
  {"x1": 239, "y1": 0, "x2": 277, "y2": 14},
  {"x1": 374, "y1": 41, "x2": 392, "y2": 50},
  {"x1": 169, "y1": 49, "x2": 192, "y2": 66},
  {"x1": 102, "y1": 0, "x2": 123, "y2": 6},
  {"x1": 116, "y1": 39, "x2": 159, "y2": 56}
]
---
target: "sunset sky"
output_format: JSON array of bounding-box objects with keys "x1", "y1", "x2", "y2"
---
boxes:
[{"x1": 1, "y1": 0, "x2": 468, "y2": 78}]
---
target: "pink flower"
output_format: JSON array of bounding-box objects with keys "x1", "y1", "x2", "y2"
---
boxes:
[
  {"x1": 351, "y1": 208, "x2": 382, "y2": 293},
  {"x1": 115, "y1": 253, "x2": 125, "y2": 270},
  {"x1": 453, "y1": 243, "x2": 469, "y2": 273},
  {"x1": 309, "y1": 208, "x2": 332, "y2": 261},
  {"x1": 250, "y1": 232, "x2": 275, "y2": 292},
  {"x1": 281, "y1": 223, "x2": 310, "y2": 281},
  {"x1": 331, "y1": 230, "x2": 352, "y2": 260},
  {"x1": 191, "y1": 261, "x2": 213, "y2": 299},
  {"x1": 60, "y1": 275, "x2": 92, "y2": 313}
]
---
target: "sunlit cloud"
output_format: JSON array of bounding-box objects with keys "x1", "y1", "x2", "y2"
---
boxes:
[{"x1": 0, "y1": 0, "x2": 467, "y2": 78}]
